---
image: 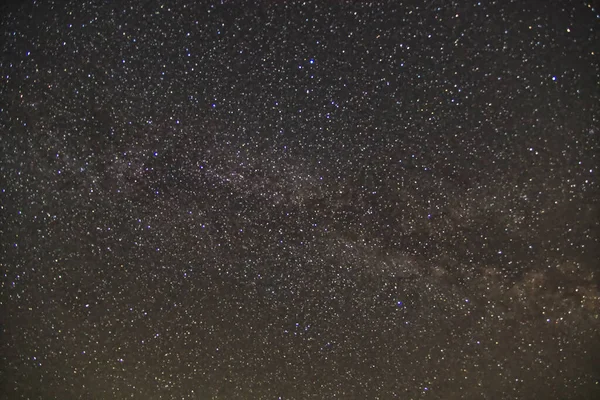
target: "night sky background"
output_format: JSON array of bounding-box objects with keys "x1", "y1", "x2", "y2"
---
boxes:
[{"x1": 1, "y1": 0, "x2": 599, "y2": 399}]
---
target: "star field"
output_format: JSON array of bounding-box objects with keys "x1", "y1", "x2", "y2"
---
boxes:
[{"x1": 1, "y1": 1, "x2": 599, "y2": 399}]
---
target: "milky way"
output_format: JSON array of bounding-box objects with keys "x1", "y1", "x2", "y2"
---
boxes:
[{"x1": 1, "y1": 1, "x2": 599, "y2": 399}]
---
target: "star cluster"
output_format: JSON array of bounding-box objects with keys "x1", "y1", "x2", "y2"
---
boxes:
[{"x1": 1, "y1": 1, "x2": 599, "y2": 399}]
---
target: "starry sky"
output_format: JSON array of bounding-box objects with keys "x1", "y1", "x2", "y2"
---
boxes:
[{"x1": 1, "y1": 0, "x2": 599, "y2": 399}]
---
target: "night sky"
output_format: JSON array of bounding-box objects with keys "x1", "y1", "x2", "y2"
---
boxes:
[{"x1": 1, "y1": 1, "x2": 599, "y2": 399}]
